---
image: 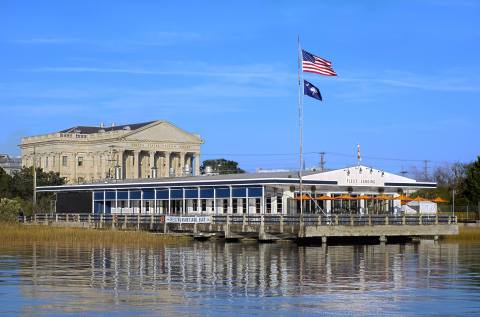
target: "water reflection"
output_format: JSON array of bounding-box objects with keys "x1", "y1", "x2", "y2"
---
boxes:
[{"x1": 1, "y1": 241, "x2": 480, "y2": 316}]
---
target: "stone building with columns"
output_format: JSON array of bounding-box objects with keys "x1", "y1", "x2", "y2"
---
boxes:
[{"x1": 20, "y1": 120, "x2": 203, "y2": 184}]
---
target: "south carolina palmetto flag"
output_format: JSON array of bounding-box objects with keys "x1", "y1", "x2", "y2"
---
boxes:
[
  {"x1": 302, "y1": 49, "x2": 337, "y2": 76},
  {"x1": 303, "y1": 80, "x2": 322, "y2": 101}
]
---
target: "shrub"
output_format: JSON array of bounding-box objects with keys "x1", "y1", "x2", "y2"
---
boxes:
[{"x1": 0, "y1": 198, "x2": 22, "y2": 222}]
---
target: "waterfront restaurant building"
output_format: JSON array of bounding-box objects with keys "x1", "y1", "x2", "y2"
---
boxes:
[{"x1": 38, "y1": 165, "x2": 436, "y2": 215}]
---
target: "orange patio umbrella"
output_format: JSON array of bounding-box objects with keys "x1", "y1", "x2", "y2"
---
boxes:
[
  {"x1": 393, "y1": 194, "x2": 413, "y2": 201},
  {"x1": 411, "y1": 196, "x2": 428, "y2": 202},
  {"x1": 432, "y1": 196, "x2": 448, "y2": 203},
  {"x1": 315, "y1": 195, "x2": 334, "y2": 200},
  {"x1": 295, "y1": 194, "x2": 313, "y2": 201},
  {"x1": 356, "y1": 195, "x2": 373, "y2": 200},
  {"x1": 375, "y1": 195, "x2": 393, "y2": 201},
  {"x1": 334, "y1": 194, "x2": 354, "y2": 200}
]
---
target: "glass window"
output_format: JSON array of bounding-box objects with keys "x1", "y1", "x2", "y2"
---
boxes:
[
  {"x1": 277, "y1": 197, "x2": 283, "y2": 213},
  {"x1": 78, "y1": 156, "x2": 83, "y2": 167},
  {"x1": 223, "y1": 199, "x2": 228, "y2": 214},
  {"x1": 233, "y1": 199, "x2": 238, "y2": 214},
  {"x1": 266, "y1": 197, "x2": 271, "y2": 213},
  {"x1": 62, "y1": 156, "x2": 68, "y2": 167}
]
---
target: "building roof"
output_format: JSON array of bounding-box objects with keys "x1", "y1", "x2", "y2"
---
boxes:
[
  {"x1": 59, "y1": 121, "x2": 156, "y2": 134},
  {"x1": 36, "y1": 165, "x2": 436, "y2": 192}
]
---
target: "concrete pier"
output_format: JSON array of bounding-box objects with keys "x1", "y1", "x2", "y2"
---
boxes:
[{"x1": 23, "y1": 213, "x2": 459, "y2": 243}]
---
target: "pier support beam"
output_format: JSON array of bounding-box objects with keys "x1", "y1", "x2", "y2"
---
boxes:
[
  {"x1": 379, "y1": 235, "x2": 387, "y2": 245},
  {"x1": 322, "y1": 236, "x2": 327, "y2": 245}
]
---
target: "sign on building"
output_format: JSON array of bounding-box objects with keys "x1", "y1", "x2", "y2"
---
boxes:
[{"x1": 165, "y1": 215, "x2": 212, "y2": 224}]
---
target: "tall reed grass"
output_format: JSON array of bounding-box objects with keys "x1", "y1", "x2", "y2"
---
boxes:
[
  {"x1": 443, "y1": 225, "x2": 480, "y2": 242},
  {"x1": 0, "y1": 222, "x2": 191, "y2": 246}
]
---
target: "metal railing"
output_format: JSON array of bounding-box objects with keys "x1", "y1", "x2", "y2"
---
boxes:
[{"x1": 21, "y1": 213, "x2": 456, "y2": 227}]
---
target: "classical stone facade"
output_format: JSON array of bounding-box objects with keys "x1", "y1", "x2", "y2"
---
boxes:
[{"x1": 20, "y1": 120, "x2": 203, "y2": 183}]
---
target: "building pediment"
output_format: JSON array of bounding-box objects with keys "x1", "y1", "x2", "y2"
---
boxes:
[
  {"x1": 124, "y1": 121, "x2": 203, "y2": 144},
  {"x1": 303, "y1": 165, "x2": 420, "y2": 187}
]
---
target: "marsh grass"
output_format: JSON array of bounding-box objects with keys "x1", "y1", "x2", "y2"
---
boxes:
[
  {"x1": 443, "y1": 225, "x2": 480, "y2": 242},
  {"x1": 0, "y1": 222, "x2": 191, "y2": 246}
]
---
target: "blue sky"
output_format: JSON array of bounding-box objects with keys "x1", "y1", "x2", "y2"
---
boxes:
[{"x1": 1, "y1": 0, "x2": 479, "y2": 175}]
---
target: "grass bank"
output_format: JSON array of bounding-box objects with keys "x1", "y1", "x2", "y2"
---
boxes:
[
  {"x1": 443, "y1": 225, "x2": 480, "y2": 242},
  {"x1": 0, "y1": 222, "x2": 191, "y2": 246}
]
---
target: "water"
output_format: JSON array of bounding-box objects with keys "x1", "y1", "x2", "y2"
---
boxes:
[{"x1": 1, "y1": 241, "x2": 480, "y2": 316}]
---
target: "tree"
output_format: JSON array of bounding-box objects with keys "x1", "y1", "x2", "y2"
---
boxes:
[
  {"x1": 0, "y1": 167, "x2": 11, "y2": 198},
  {"x1": 463, "y1": 156, "x2": 480, "y2": 204},
  {"x1": 433, "y1": 162, "x2": 466, "y2": 188},
  {"x1": 411, "y1": 162, "x2": 469, "y2": 205},
  {"x1": 9, "y1": 167, "x2": 65, "y2": 214},
  {"x1": 200, "y1": 159, "x2": 245, "y2": 175},
  {"x1": 0, "y1": 197, "x2": 22, "y2": 222},
  {"x1": 10, "y1": 167, "x2": 64, "y2": 200}
]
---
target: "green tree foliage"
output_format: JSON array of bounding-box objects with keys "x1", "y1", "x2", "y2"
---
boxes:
[
  {"x1": 10, "y1": 167, "x2": 64, "y2": 200},
  {"x1": 464, "y1": 156, "x2": 480, "y2": 204},
  {"x1": 0, "y1": 197, "x2": 22, "y2": 222},
  {"x1": 200, "y1": 159, "x2": 245, "y2": 175},
  {"x1": 0, "y1": 167, "x2": 11, "y2": 198},
  {"x1": 0, "y1": 167, "x2": 65, "y2": 215}
]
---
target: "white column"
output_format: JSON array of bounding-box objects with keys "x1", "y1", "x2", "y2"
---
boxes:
[
  {"x1": 133, "y1": 150, "x2": 140, "y2": 179},
  {"x1": 182, "y1": 188, "x2": 186, "y2": 215},
  {"x1": 197, "y1": 187, "x2": 201, "y2": 213},
  {"x1": 73, "y1": 152, "x2": 78, "y2": 182},
  {"x1": 127, "y1": 190, "x2": 130, "y2": 213},
  {"x1": 149, "y1": 151, "x2": 156, "y2": 178},
  {"x1": 246, "y1": 188, "x2": 249, "y2": 215},
  {"x1": 168, "y1": 188, "x2": 171, "y2": 214},
  {"x1": 179, "y1": 152, "x2": 185, "y2": 176},
  {"x1": 115, "y1": 190, "x2": 118, "y2": 214},
  {"x1": 326, "y1": 192, "x2": 332, "y2": 214},
  {"x1": 194, "y1": 153, "x2": 200, "y2": 176},
  {"x1": 261, "y1": 186, "x2": 265, "y2": 214},
  {"x1": 164, "y1": 152, "x2": 171, "y2": 177},
  {"x1": 154, "y1": 189, "x2": 157, "y2": 214},
  {"x1": 229, "y1": 186, "x2": 233, "y2": 214},
  {"x1": 213, "y1": 187, "x2": 217, "y2": 214}
]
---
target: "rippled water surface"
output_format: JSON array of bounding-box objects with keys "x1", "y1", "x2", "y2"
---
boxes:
[{"x1": 1, "y1": 241, "x2": 480, "y2": 316}]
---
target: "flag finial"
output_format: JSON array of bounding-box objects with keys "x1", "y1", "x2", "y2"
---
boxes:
[{"x1": 357, "y1": 144, "x2": 361, "y2": 165}]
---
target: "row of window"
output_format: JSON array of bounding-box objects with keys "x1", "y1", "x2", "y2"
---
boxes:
[
  {"x1": 106, "y1": 198, "x2": 283, "y2": 214},
  {"x1": 94, "y1": 188, "x2": 264, "y2": 200},
  {"x1": 38, "y1": 156, "x2": 75, "y2": 168}
]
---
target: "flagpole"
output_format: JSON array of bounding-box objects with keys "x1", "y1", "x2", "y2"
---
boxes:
[{"x1": 297, "y1": 36, "x2": 304, "y2": 216}]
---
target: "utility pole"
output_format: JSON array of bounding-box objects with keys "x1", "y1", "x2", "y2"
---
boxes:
[
  {"x1": 400, "y1": 163, "x2": 408, "y2": 177},
  {"x1": 452, "y1": 188, "x2": 455, "y2": 218},
  {"x1": 319, "y1": 152, "x2": 326, "y2": 172},
  {"x1": 33, "y1": 146, "x2": 37, "y2": 213},
  {"x1": 423, "y1": 160, "x2": 429, "y2": 181}
]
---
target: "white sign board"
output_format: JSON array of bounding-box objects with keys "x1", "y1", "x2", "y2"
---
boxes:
[{"x1": 165, "y1": 215, "x2": 212, "y2": 224}]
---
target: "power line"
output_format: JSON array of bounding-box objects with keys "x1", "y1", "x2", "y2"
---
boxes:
[{"x1": 202, "y1": 151, "x2": 459, "y2": 164}]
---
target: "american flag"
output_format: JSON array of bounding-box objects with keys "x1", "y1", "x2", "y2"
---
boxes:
[{"x1": 302, "y1": 49, "x2": 337, "y2": 76}]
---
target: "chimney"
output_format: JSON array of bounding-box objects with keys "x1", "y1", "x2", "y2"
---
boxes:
[
  {"x1": 111, "y1": 122, "x2": 116, "y2": 127},
  {"x1": 100, "y1": 122, "x2": 104, "y2": 128}
]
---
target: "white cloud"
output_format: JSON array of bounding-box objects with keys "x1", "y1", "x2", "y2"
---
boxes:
[{"x1": 337, "y1": 69, "x2": 480, "y2": 92}]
